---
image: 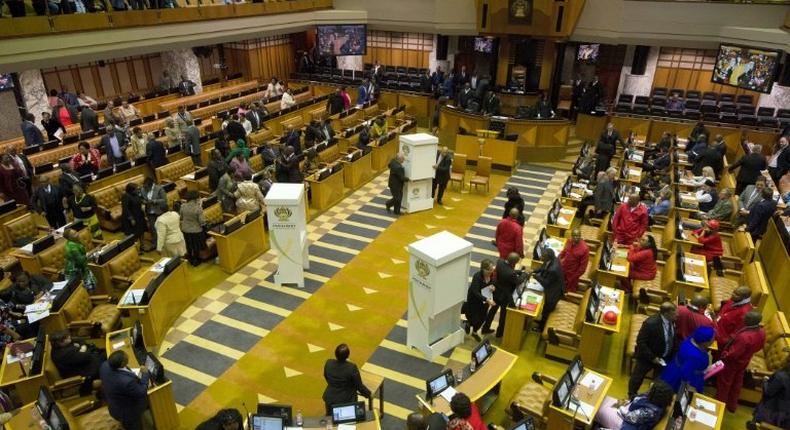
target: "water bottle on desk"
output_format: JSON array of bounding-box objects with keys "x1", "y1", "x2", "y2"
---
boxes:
[
  {"x1": 470, "y1": 353, "x2": 476, "y2": 373},
  {"x1": 296, "y1": 410, "x2": 303, "y2": 427}
]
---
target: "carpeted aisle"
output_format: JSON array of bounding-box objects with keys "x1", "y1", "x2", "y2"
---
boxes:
[{"x1": 174, "y1": 170, "x2": 509, "y2": 428}]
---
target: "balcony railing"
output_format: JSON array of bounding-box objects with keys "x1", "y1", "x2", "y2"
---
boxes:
[{"x1": 0, "y1": 0, "x2": 332, "y2": 39}]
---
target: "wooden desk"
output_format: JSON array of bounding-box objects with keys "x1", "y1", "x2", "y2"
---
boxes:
[
  {"x1": 360, "y1": 370, "x2": 384, "y2": 416},
  {"x1": 5, "y1": 401, "x2": 78, "y2": 430},
  {"x1": 158, "y1": 81, "x2": 259, "y2": 112},
  {"x1": 306, "y1": 169, "x2": 344, "y2": 211},
  {"x1": 675, "y1": 225, "x2": 701, "y2": 253},
  {"x1": 575, "y1": 114, "x2": 609, "y2": 142},
  {"x1": 301, "y1": 411, "x2": 381, "y2": 430},
  {"x1": 579, "y1": 287, "x2": 625, "y2": 369},
  {"x1": 546, "y1": 369, "x2": 613, "y2": 429},
  {"x1": 455, "y1": 135, "x2": 518, "y2": 169},
  {"x1": 371, "y1": 136, "x2": 399, "y2": 172},
  {"x1": 0, "y1": 339, "x2": 49, "y2": 405},
  {"x1": 684, "y1": 392, "x2": 725, "y2": 430},
  {"x1": 117, "y1": 261, "x2": 191, "y2": 349},
  {"x1": 674, "y1": 252, "x2": 709, "y2": 299},
  {"x1": 501, "y1": 281, "x2": 544, "y2": 353},
  {"x1": 759, "y1": 217, "x2": 790, "y2": 313},
  {"x1": 417, "y1": 347, "x2": 517, "y2": 415},
  {"x1": 625, "y1": 165, "x2": 643, "y2": 184},
  {"x1": 208, "y1": 215, "x2": 268, "y2": 274},
  {"x1": 546, "y1": 207, "x2": 576, "y2": 238},
  {"x1": 342, "y1": 152, "x2": 373, "y2": 190},
  {"x1": 596, "y1": 248, "x2": 630, "y2": 287}
]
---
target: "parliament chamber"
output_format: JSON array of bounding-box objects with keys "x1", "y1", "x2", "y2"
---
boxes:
[{"x1": 0, "y1": 0, "x2": 789, "y2": 429}]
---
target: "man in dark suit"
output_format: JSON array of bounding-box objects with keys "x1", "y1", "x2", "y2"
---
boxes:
[
  {"x1": 458, "y1": 82, "x2": 474, "y2": 110},
  {"x1": 729, "y1": 144, "x2": 767, "y2": 195},
  {"x1": 50, "y1": 330, "x2": 103, "y2": 395},
  {"x1": 431, "y1": 146, "x2": 452, "y2": 205},
  {"x1": 275, "y1": 146, "x2": 302, "y2": 183},
  {"x1": 767, "y1": 136, "x2": 790, "y2": 185},
  {"x1": 101, "y1": 123, "x2": 128, "y2": 166},
  {"x1": 628, "y1": 302, "x2": 677, "y2": 398},
  {"x1": 177, "y1": 74, "x2": 197, "y2": 96},
  {"x1": 595, "y1": 124, "x2": 620, "y2": 175},
  {"x1": 570, "y1": 74, "x2": 584, "y2": 118},
  {"x1": 326, "y1": 88, "x2": 345, "y2": 115},
  {"x1": 141, "y1": 177, "x2": 167, "y2": 250},
  {"x1": 145, "y1": 136, "x2": 167, "y2": 170},
  {"x1": 100, "y1": 351, "x2": 151, "y2": 430},
  {"x1": 481, "y1": 91, "x2": 500, "y2": 116},
  {"x1": 183, "y1": 119, "x2": 201, "y2": 167},
  {"x1": 385, "y1": 153, "x2": 406, "y2": 215},
  {"x1": 692, "y1": 139, "x2": 724, "y2": 177},
  {"x1": 246, "y1": 103, "x2": 263, "y2": 132},
  {"x1": 456, "y1": 65, "x2": 470, "y2": 90},
  {"x1": 420, "y1": 70, "x2": 433, "y2": 94},
  {"x1": 283, "y1": 125, "x2": 302, "y2": 156},
  {"x1": 482, "y1": 253, "x2": 527, "y2": 338},
  {"x1": 745, "y1": 187, "x2": 778, "y2": 241},
  {"x1": 33, "y1": 176, "x2": 66, "y2": 228},
  {"x1": 260, "y1": 141, "x2": 277, "y2": 167},
  {"x1": 531, "y1": 248, "x2": 565, "y2": 331},
  {"x1": 79, "y1": 105, "x2": 99, "y2": 133},
  {"x1": 21, "y1": 113, "x2": 44, "y2": 147},
  {"x1": 40, "y1": 111, "x2": 64, "y2": 142},
  {"x1": 589, "y1": 75, "x2": 605, "y2": 108},
  {"x1": 322, "y1": 344, "x2": 371, "y2": 415},
  {"x1": 737, "y1": 177, "x2": 766, "y2": 225},
  {"x1": 225, "y1": 115, "x2": 246, "y2": 144},
  {"x1": 533, "y1": 92, "x2": 555, "y2": 119},
  {"x1": 319, "y1": 119, "x2": 335, "y2": 142}
]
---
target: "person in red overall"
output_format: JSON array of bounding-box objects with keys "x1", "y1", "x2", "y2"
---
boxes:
[
  {"x1": 691, "y1": 219, "x2": 724, "y2": 276},
  {"x1": 717, "y1": 311, "x2": 766, "y2": 412},
  {"x1": 621, "y1": 233, "x2": 658, "y2": 293},
  {"x1": 715, "y1": 286, "x2": 753, "y2": 346},
  {"x1": 494, "y1": 208, "x2": 524, "y2": 259},
  {"x1": 447, "y1": 392, "x2": 486, "y2": 430},
  {"x1": 559, "y1": 227, "x2": 589, "y2": 293},
  {"x1": 675, "y1": 294, "x2": 716, "y2": 341},
  {"x1": 612, "y1": 193, "x2": 649, "y2": 245}
]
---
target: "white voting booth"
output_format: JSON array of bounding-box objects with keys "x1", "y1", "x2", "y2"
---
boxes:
[
  {"x1": 264, "y1": 184, "x2": 309, "y2": 288},
  {"x1": 400, "y1": 133, "x2": 437, "y2": 213},
  {"x1": 407, "y1": 231, "x2": 473, "y2": 360}
]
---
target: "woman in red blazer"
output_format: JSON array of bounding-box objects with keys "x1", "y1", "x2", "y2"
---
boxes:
[
  {"x1": 447, "y1": 393, "x2": 487, "y2": 430},
  {"x1": 621, "y1": 233, "x2": 658, "y2": 293},
  {"x1": 691, "y1": 219, "x2": 724, "y2": 275}
]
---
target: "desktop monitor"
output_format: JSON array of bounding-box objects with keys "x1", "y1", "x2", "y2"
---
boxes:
[
  {"x1": 673, "y1": 382, "x2": 691, "y2": 420},
  {"x1": 245, "y1": 208, "x2": 261, "y2": 223},
  {"x1": 115, "y1": 160, "x2": 132, "y2": 173},
  {"x1": 426, "y1": 369, "x2": 453, "y2": 400},
  {"x1": 508, "y1": 418, "x2": 535, "y2": 430},
  {"x1": 131, "y1": 320, "x2": 144, "y2": 350},
  {"x1": 43, "y1": 140, "x2": 59, "y2": 150},
  {"x1": 585, "y1": 290, "x2": 599, "y2": 324},
  {"x1": 37, "y1": 386, "x2": 55, "y2": 420},
  {"x1": 29, "y1": 338, "x2": 45, "y2": 376},
  {"x1": 96, "y1": 166, "x2": 114, "y2": 179},
  {"x1": 47, "y1": 404, "x2": 69, "y2": 430},
  {"x1": 562, "y1": 177, "x2": 571, "y2": 197},
  {"x1": 676, "y1": 243, "x2": 686, "y2": 281},
  {"x1": 256, "y1": 404, "x2": 293, "y2": 426},
  {"x1": 34, "y1": 162, "x2": 54, "y2": 175},
  {"x1": 0, "y1": 200, "x2": 15, "y2": 216},
  {"x1": 193, "y1": 167, "x2": 208, "y2": 180},
  {"x1": 568, "y1": 356, "x2": 584, "y2": 384},
  {"x1": 223, "y1": 217, "x2": 243, "y2": 235},
  {"x1": 330, "y1": 401, "x2": 366, "y2": 425},
  {"x1": 23, "y1": 144, "x2": 41, "y2": 155},
  {"x1": 472, "y1": 339, "x2": 493, "y2": 368},
  {"x1": 202, "y1": 194, "x2": 218, "y2": 209},
  {"x1": 32, "y1": 235, "x2": 55, "y2": 254},
  {"x1": 251, "y1": 415, "x2": 284, "y2": 430},
  {"x1": 145, "y1": 352, "x2": 165, "y2": 384},
  {"x1": 551, "y1": 374, "x2": 572, "y2": 408},
  {"x1": 141, "y1": 273, "x2": 164, "y2": 305}
]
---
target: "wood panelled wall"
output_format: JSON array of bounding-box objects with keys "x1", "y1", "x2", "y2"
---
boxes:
[
  {"x1": 652, "y1": 48, "x2": 760, "y2": 98},
  {"x1": 42, "y1": 54, "x2": 162, "y2": 100},
  {"x1": 226, "y1": 35, "x2": 295, "y2": 82},
  {"x1": 362, "y1": 31, "x2": 432, "y2": 69}
]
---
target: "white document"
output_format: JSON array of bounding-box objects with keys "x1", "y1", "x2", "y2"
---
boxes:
[
  {"x1": 112, "y1": 341, "x2": 126, "y2": 351},
  {"x1": 19, "y1": 243, "x2": 34, "y2": 254},
  {"x1": 580, "y1": 373, "x2": 603, "y2": 390},
  {"x1": 688, "y1": 408, "x2": 717, "y2": 427},
  {"x1": 686, "y1": 257, "x2": 705, "y2": 267},
  {"x1": 695, "y1": 398, "x2": 717, "y2": 413},
  {"x1": 25, "y1": 302, "x2": 49, "y2": 314},
  {"x1": 557, "y1": 217, "x2": 570, "y2": 226},
  {"x1": 481, "y1": 286, "x2": 493, "y2": 301},
  {"x1": 150, "y1": 257, "x2": 172, "y2": 273},
  {"x1": 6, "y1": 351, "x2": 33, "y2": 364},
  {"x1": 338, "y1": 425, "x2": 356, "y2": 430},
  {"x1": 50, "y1": 280, "x2": 69, "y2": 291},
  {"x1": 182, "y1": 174, "x2": 195, "y2": 180},
  {"x1": 574, "y1": 401, "x2": 595, "y2": 420},
  {"x1": 685, "y1": 274, "x2": 705, "y2": 284},
  {"x1": 569, "y1": 192, "x2": 582, "y2": 199},
  {"x1": 121, "y1": 289, "x2": 146, "y2": 305},
  {"x1": 609, "y1": 264, "x2": 626, "y2": 273},
  {"x1": 54, "y1": 128, "x2": 64, "y2": 140},
  {"x1": 26, "y1": 309, "x2": 50, "y2": 324},
  {"x1": 560, "y1": 208, "x2": 575, "y2": 215},
  {"x1": 439, "y1": 386, "x2": 457, "y2": 403},
  {"x1": 130, "y1": 368, "x2": 141, "y2": 378}
]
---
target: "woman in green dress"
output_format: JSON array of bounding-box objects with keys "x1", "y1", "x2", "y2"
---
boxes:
[{"x1": 63, "y1": 228, "x2": 97, "y2": 293}]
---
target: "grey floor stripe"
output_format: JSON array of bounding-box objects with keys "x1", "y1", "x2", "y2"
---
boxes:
[
  {"x1": 166, "y1": 371, "x2": 207, "y2": 406},
  {"x1": 244, "y1": 286, "x2": 305, "y2": 311},
  {"x1": 317, "y1": 232, "x2": 370, "y2": 251},
  {"x1": 368, "y1": 348, "x2": 445, "y2": 381},
  {"x1": 348, "y1": 213, "x2": 393, "y2": 228},
  {"x1": 192, "y1": 320, "x2": 262, "y2": 351},
  {"x1": 220, "y1": 302, "x2": 285, "y2": 329},
  {"x1": 333, "y1": 223, "x2": 380, "y2": 238},
  {"x1": 309, "y1": 243, "x2": 356, "y2": 263},
  {"x1": 162, "y1": 342, "x2": 235, "y2": 377}
]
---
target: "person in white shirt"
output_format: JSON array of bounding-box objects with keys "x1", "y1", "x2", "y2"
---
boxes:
[
  {"x1": 77, "y1": 92, "x2": 97, "y2": 108},
  {"x1": 239, "y1": 113, "x2": 252, "y2": 136},
  {"x1": 118, "y1": 101, "x2": 140, "y2": 125},
  {"x1": 275, "y1": 81, "x2": 284, "y2": 97},
  {"x1": 280, "y1": 89, "x2": 296, "y2": 110},
  {"x1": 265, "y1": 78, "x2": 278, "y2": 98}
]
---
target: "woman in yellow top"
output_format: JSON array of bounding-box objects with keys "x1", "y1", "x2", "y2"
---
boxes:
[
  {"x1": 129, "y1": 126, "x2": 148, "y2": 160},
  {"x1": 371, "y1": 117, "x2": 386, "y2": 139}
]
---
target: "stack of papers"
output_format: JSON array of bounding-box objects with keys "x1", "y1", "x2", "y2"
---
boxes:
[
  {"x1": 609, "y1": 264, "x2": 626, "y2": 273},
  {"x1": 557, "y1": 217, "x2": 570, "y2": 225},
  {"x1": 685, "y1": 274, "x2": 705, "y2": 284},
  {"x1": 6, "y1": 351, "x2": 33, "y2": 364},
  {"x1": 150, "y1": 258, "x2": 172, "y2": 273},
  {"x1": 687, "y1": 408, "x2": 717, "y2": 427},
  {"x1": 560, "y1": 208, "x2": 575, "y2": 215},
  {"x1": 695, "y1": 398, "x2": 717, "y2": 413},
  {"x1": 50, "y1": 280, "x2": 69, "y2": 292},
  {"x1": 580, "y1": 373, "x2": 603, "y2": 390},
  {"x1": 25, "y1": 302, "x2": 51, "y2": 323},
  {"x1": 481, "y1": 286, "x2": 494, "y2": 301},
  {"x1": 686, "y1": 257, "x2": 705, "y2": 266},
  {"x1": 439, "y1": 386, "x2": 457, "y2": 403},
  {"x1": 338, "y1": 425, "x2": 356, "y2": 430},
  {"x1": 121, "y1": 289, "x2": 145, "y2": 305}
]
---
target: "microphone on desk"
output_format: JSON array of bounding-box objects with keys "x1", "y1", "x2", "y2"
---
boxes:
[{"x1": 242, "y1": 401, "x2": 251, "y2": 430}]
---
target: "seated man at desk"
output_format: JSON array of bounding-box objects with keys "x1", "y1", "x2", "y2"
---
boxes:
[
  {"x1": 698, "y1": 187, "x2": 733, "y2": 222},
  {"x1": 595, "y1": 380, "x2": 673, "y2": 430},
  {"x1": 612, "y1": 193, "x2": 649, "y2": 245},
  {"x1": 322, "y1": 344, "x2": 371, "y2": 415},
  {"x1": 50, "y1": 330, "x2": 104, "y2": 395},
  {"x1": 480, "y1": 90, "x2": 501, "y2": 116},
  {"x1": 533, "y1": 92, "x2": 555, "y2": 119},
  {"x1": 100, "y1": 350, "x2": 153, "y2": 430}
]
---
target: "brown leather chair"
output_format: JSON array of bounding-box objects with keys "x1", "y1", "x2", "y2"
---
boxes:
[
  {"x1": 578, "y1": 213, "x2": 609, "y2": 252},
  {"x1": 0, "y1": 225, "x2": 19, "y2": 272},
  {"x1": 449, "y1": 153, "x2": 466, "y2": 190},
  {"x1": 61, "y1": 286, "x2": 121, "y2": 337},
  {"x1": 743, "y1": 312, "x2": 790, "y2": 403},
  {"x1": 107, "y1": 246, "x2": 154, "y2": 292},
  {"x1": 469, "y1": 156, "x2": 491, "y2": 193},
  {"x1": 2, "y1": 213, "x2": 49, "y2": 246},
  {"x1": 720, "y1": 229, "x2": 755, "y2": 271},
  {"x1": 155, "y1": 157, "x2": 195, "y2": 196},
  {"x1": 39, "y1": 230, "x2": 97, "y2": 280},
  {"x1": 709, "y1": 261, "x2": 770, "y2": 312},
  {"x1": 506, "y1": 372, "x2": 555, "y2": 428},
  {"x1": 541, "y1": 290, "x2": 587, "y2": 361},
  {"x1": 199, "y1": 202, "x2": 225, "y2": 261},
  {"x1": 92, "y1": 175, "x2": 145, "y2": 232}
]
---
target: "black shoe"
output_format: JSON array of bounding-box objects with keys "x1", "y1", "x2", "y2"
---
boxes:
[
  {"x1": 716, "y1": 270, "x2": 724, "y2": 277},
  {"x1": 385, "y1": 203, "x2": 392, "y2": 213},
  {"x1": 481, "y1": 328, "x2": 494, "y2": 335},
  {"x1": 463, "y1": 321, "x2": 470, "y2": 335},
  {"x1": 437, "y1": 200, "x2": 443, "y2": 205},
  {"x1": 531, "y1": 326, "x2": 542, "y2": 333},
  {"x1": 490, "y1": 240, "x2": 497, "y2": 247},
  {"x1": 471, "y1": 333, "x2": 481, "y2": 342}
]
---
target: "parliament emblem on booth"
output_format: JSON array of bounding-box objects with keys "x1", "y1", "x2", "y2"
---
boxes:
[
  {"x1": 411, "y1": 187, "x2": 420, "y2": 197},
  {"x1": 415, "y1": 259, "x2": 430, "y2": 278},
  {"x1": 403, "y1": 146, "x2": 410, "y2": 155},
  {"x1": 274, "y1": 206, "x2": 292, "y2": 222}
]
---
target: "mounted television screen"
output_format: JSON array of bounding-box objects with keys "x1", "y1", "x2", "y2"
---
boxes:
[
  {"x1": 577, "y1": 44, "x2": 600, "y2": 62},
  {"x1": 317, "y1": 25, "x2": 367, "y2": 56},
  {"x1": 711, "y1": 44, "x2": 781, "y2": 94},
  {"x1": 0, "y1": 74, "x2": 13, "y2": 91},
  {"x1": 474, "y1": 37, "x2": 495, "y2": 54}
]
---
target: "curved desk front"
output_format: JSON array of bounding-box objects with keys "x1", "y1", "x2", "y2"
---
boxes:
[{"x1": 438, "y1": 107, "x2": 571, "y2": 163}]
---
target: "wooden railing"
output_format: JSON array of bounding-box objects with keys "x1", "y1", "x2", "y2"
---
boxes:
[{"x1": 0, "y1": 0, "x2": 332, "y2": 39}]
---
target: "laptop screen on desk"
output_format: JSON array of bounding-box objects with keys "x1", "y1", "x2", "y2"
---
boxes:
[
  {"x1": 428, "y1": 373, "x2": 449, "y2": 395},
  {"x1": 332, "y1": 404, "x2": 357, "y2": 423},
  {"x1": 251, "y1": 415, "x2": 283, "y2": 430}
]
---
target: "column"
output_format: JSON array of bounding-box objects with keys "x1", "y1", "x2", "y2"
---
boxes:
[
  {"x1": 19, "y1": 69, "x2": 50, "y2": 127},
  {"x1": 161, "y1": 49, "x2": 203, "y2": 94}
]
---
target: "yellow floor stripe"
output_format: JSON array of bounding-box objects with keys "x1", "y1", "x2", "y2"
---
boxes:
[
  {"x1": 236, "y1": 296, "x2": 292, "y2": 317},
  {"x1": 472, "y1": 223, "x2": 495, "y2": 231},
  {"x1": 514, "y1": 170, "x2": 554, "y2": 178},
  {"x1": 342, "y1": 220, "x2": 385, "y2": 232},
  {"x1": 380, "y1": 401, "x2": 414, "y2": 420},
  {"x1": 466, "y1": 233, "x2": 493, "y2": 242},
  {"x1": 473, "y1": 246, "x2": 499, "y2": 257},
  {"x1": 312, "y1": 241, "x2": 360, "y2": 256},
  {"x1": 396, "y1": 319, "x2": 407, "y2": 328},
  {"x1": 211, "y1": 314, "x2": 271, "y2": 337},
  {"x1": 304, "y1": 272, "x2": 330, "y2": 284},
  {"x1": 480, "y1": 213, "x2": 500, "y2": 220},
  {"x1": 380, "y1": 339, "x2": 449, "y2": 366},
  {"x1": 158, "y1": 357, "x2": 216, "y2": 386},
  {"x1": 176, "y1": 404, "x2": 184, "y2": 413},
  {"x1": 257, "y1": 280, "x2": 312, "y2": 300},
  {"x1": 350, "y1": 209, "x2": 396, "y2": 221},
  {"x1": 183, "y1": 334, "x2": 245, "y2": 360},
  {"x1": 361, "y1": 363, "x2": 425, "y2": 390},
  {"x1": 309, "y1": 255, "x2": 345, "y2": 269},
  {"x1": 328, "y1": 230, "x2": 373, "y2": 243}
]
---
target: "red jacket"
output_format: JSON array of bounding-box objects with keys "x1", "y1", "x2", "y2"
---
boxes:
[
  {"x1": 613, "y1": 202, "x2": 649, "y2": 245},
  {"x1": 69, "y1": 148, "x2": 101, "y2": 173},
  {"x1": 692, "y1": 228, "x2": 723, "y2": 261},
  {"x1": 715, "y1": 300, "x2": 753, "y2": 345},
  {"x1": 720, "y1": 326, "x2": 765, "y2": 371},
  {"x1": 447, "y1": 403, "x2": 486, "y2": 430},
  {"x1": 559, "y1": 239, "x2": 589, "y2": 293},
  {"x1": 676, "y1": 304, "x2": 716, "y2": 341},
  {"x1": 495, "y1": 217, "x2": 523, "y2": 259},
  {"x1": 627, "y1": 245, "x2": 657, "y2": 281}
]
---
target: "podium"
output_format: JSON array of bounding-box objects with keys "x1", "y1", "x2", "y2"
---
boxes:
[
  {"x1": 407, "y1": 231, "x2": 473, "y2": 360},
  {"x1": 400, "y1": 133, "x2": 437, "y2": 213},
  {"x1": 265, "y1": 184, "x2": 309, "y2": 288}
]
